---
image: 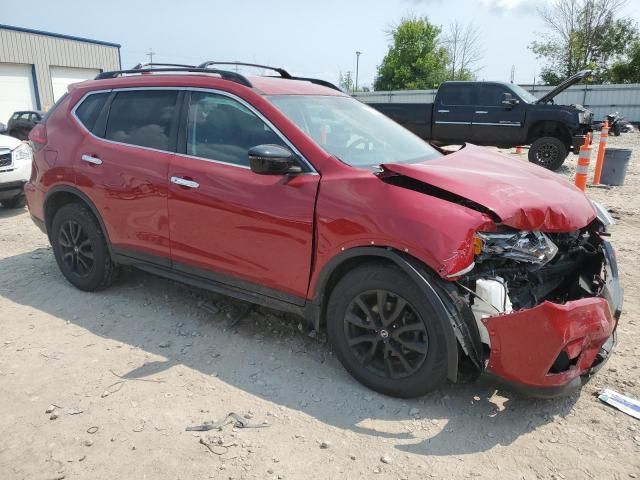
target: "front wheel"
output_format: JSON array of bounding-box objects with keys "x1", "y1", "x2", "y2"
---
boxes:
[
  {"x1": 528, "y1": 136, "x2": 568, "y2": 170},
  {"x1": 326, "y1": 263, "x2": 450, "y2": 398}
]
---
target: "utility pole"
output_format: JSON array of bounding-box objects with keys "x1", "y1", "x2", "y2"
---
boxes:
[
  {"x1": 146, "y1": 48, "x2": 156, "y2": 64},
  {"x1": 510, "y1": 65, "x2": 515, "y2": 84},
  {"x1": 355, "y1": 51, "x2": 362, "y2": 94}
]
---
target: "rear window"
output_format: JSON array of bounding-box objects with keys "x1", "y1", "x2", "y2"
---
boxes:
[
  {"x1": 438, "y1": 84, "x2": 475, "y2": 106},
  {"x1": 75, "y1": 92, "x2": 109, "y2": 133},
  {"x1": 105, "y1": 90, "x2": 179, "y2": 151}
]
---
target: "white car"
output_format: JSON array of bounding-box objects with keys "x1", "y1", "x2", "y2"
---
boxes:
[{"x1": 0, "y1": 134, "x2": 32, "y2": 208}]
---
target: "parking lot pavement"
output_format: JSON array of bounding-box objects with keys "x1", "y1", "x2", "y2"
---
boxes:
[{"x1": 1, "y1": 134, "x2": 639, "y2": 480}]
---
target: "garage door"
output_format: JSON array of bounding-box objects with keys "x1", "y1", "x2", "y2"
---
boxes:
[
  {"x1": 0, "y1": 63, "x2": 37, "y2": 125},
  {"x1": 50, "y1": 66, "x2": 100, "y2": 103}
]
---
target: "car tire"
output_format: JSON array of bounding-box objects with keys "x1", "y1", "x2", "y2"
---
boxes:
[
  {"x1": 1, "y1": 194, "x2": 26, "y2": 209},
  {"x1": 51, "y1": 202, "x2": 116, "y2": 291},
  {"x1": 528, "y1": 136, "x2": 567, "y2": 170},
  {"x1": 326, "y1": 262, "x2": 450, "y2": 398},
  {"x1": 611, "y1": 124, "x2": 621, "y2": 136}
]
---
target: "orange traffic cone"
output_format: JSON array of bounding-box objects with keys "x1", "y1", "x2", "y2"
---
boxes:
[
  {"x1": 593, "y1": 120, "x2": 609, "y2": 185},
  {"x1": 574, "y1": 133, "x2": 592, "y2": 192}
]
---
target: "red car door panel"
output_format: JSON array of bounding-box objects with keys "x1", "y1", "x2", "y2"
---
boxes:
[
  {"x1": 168, "y1": 156, "x2": 319, "y2": 301},
  {"x1": 74, "y1": 89, "x2": 179, "y2": 262}
]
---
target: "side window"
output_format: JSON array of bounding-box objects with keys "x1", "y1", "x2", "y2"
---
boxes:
[
  {"x1": 186, "y1": 92, "x2": 287, "y2": 166},
  {"x1": 106, "y1": 90, "x2": 178, "y2": 150},
  {"x1": 477, "y1": 85, "x2": 512, "y2": 106},
  {"x1": 75, "y1": 92, "x2": 109, "y2": 134},
  {"x1": 19, "y1": 113, "x2": 30, "y2": 121},
  {"x1": 438, "y1": 84, "x2": 475, "y2": 106}
]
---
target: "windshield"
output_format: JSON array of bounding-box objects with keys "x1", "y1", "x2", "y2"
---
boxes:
[
  {"x1": 510, "y1": 84, "x2": 538, "y2": 104},
  {"x1": 267, "y1": 95, "x2": 442, "y2": 167}
]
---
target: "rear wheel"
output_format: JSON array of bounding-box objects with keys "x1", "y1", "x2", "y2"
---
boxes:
[
  {"x1": 51, "y1": 203, "x2": 116, "y2": 291},
  {"x1": 528, "y1": 136, "x2": 567, "y2": 170},
  {"x1": 327, "y1": 263, "x2": 450, "y2": 398},
  {"x1": 1, "y1": 194, "x2": 26, "y2": 209}
]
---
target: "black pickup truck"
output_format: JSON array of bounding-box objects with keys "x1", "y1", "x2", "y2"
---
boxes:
[{"x1": 367, "y1": 70, "x2": 593, "y2": 170}]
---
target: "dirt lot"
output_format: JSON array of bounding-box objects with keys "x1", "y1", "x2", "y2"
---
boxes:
[{"x1": 1, "y1": 134, "x2": 639, "y2": 480}]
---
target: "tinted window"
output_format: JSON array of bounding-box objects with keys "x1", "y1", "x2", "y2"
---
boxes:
[
  {"x1": 76, "y1": 93, "x2": 109, "y2": 133},
  {"x1": 106, "y1": 90, "x2": 178, "y2": 150},
  {"x1": 438, "y1": 84, "x2": 475, "y2": 106},
  {"x1": 186, "y1": 92, "x2": 286, "y2": 166},
  {"x1": 477, "y1": 85, "x2": 512, "y2": 106}
]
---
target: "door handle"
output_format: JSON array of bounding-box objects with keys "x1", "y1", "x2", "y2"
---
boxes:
[
  {"x1": 475, "y1": 111, "x2": 488, "y2": 114},
  {"x1": 81, "y1": 154, "x2": 102, "y2": 165},
  {"x1": 437, "y1": 109, "x2": 450, "y2": 113},
  {"x1": 170, "y1": 176, "x2": 199, "y2": 189}
]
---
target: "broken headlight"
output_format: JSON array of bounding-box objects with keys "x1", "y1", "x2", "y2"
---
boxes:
[{"x1": 473, "y1": 230, "x2": 558, "y2": 266}]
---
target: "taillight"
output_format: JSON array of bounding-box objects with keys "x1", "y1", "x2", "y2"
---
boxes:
[{"x1": 29, "y1": 123, "x2": 47, "y2": 151}]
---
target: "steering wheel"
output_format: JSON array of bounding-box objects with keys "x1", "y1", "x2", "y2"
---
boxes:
[{"x1": 346, "y1": 136, "x2": 371, "y2": 151}]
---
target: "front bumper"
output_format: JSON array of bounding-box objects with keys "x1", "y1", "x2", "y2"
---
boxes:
[{"x1": 480, "y1": 240, "x2": 622, "y2": 398}]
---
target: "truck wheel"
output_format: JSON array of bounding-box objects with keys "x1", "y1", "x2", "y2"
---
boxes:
[
  {"x1": 528, "y1": 137, "x2": 567, "y2": 170},
  {"x1": 51, "y1": 203, "x2": 116, "y2": 291},
  {"x1": 326, "y1": 263, "x2": 450, "y2": 398},
  {"x1": 1, "y1": 194, "x2": 26, "y2": 209}
]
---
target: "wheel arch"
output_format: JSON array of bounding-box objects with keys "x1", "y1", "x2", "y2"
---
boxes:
[
  {"x1": 308, "y1": 246, "x2": 465, "y2": 382},
  {"x1": 44, "y1": 186, "x2": 112, "y2": 252},
  {"x1": 526, "y1": 120, "x2": 571, "y2": 146}
]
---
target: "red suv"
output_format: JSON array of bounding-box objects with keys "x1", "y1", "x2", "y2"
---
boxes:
[{"x1": 25, "y1": 62, "x2": 622, "y2": 398}]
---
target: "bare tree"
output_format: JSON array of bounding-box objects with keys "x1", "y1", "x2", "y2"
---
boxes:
[
  {"x1": 443, "y1": 20, "x2": 484, "y2": 80},
  {"x1": 531, "y1": 0, "x2": 637, "y2": 83}
]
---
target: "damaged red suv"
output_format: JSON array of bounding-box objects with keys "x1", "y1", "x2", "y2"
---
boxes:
[{"x1": 25, "y1": 62, "x2": 622, "y2": 398}]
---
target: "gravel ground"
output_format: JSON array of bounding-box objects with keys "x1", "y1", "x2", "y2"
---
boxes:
[{"x1": 1, "y1": 134, "x2": 639, "y2": 480}]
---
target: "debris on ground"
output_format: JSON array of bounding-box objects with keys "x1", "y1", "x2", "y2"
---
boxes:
[
  {"x1": 197, "y1": 299, "x2": 220, "y2": 315},
  {"x1": 320, "y1": 440, "x2": 331, "y2": 449},
  {"x1": 199, "y1": 436, "x2": 237, "y2": 455},
  {"x1": 599, "y1": 389, "x2": 640, "y2": 420},
  {"x1": 185, "y1": 412, "x2": 269, "y2": 432}
]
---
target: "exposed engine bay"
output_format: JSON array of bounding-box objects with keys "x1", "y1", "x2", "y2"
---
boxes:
[{"x1": 465, "y1": 224, "x2": 606, "y2": 312}]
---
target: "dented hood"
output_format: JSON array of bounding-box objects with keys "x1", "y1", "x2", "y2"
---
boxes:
[{"x1": 381, "y1": 144, "x2": 596, "y2": 232}]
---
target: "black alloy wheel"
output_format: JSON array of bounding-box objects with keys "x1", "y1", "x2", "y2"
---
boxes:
[
  {"x1": 51, "y1": 202, "x2": 116, "y2": 291},
  {"x1": 58, "y1": 220, "x2": 95, "y2": 277},
  {"x1": 327, "y1": 263, "x2": 451, "y2": 398},
  {"x1": 344, "y1": 290, "x2": 428, "y2": 380},
  {"x1": 528, "y1": 136, "x2": 568, "y2": 170}
]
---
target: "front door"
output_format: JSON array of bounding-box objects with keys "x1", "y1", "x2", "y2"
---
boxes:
[
  {"x1": 168, "y1": 91, "x2": 319, "y2": 303},
  {"x1": 471, "y1": 84, "x2": 526, "y2": 145}
]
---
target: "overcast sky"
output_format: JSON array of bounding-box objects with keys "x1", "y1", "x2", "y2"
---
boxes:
[{"x1": 3, "y1": 0, "x2": 639, "y2": 87}]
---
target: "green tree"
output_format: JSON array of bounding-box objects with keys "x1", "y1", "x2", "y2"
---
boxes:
[
  {"x1": 610, "y1": 40, "x2": 640, "y2": 82},
  {"x1": 529, "y1": 0, "x2": 639, "y2": 84},
  {"x1": 374, "y1": 16, "x2": 448, "y2": 90}
]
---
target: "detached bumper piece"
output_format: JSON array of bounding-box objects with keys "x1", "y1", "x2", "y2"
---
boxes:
[{"x1": 483, "y1": 297, "x2": 617, "y2": 398}]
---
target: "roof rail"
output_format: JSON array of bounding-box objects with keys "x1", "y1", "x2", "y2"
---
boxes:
[
  {"x1": 95, "y1": 61, "x2": 342, "y2": 92},
  {"x1": 288, "y1": 76, "x2": 342, "y2": 92},
  {"x1": 197, "y1": 61, "x2": 292, "y2": 79},
  {"x1": 95, "y1": 67, "x2": 253, "y2": 87},
  {"x1": 197, "y1": 61, "x2": 342, "y2": 91},
  {"x1": 133, "y1": 62, "x2": 196, "y2": 69}
]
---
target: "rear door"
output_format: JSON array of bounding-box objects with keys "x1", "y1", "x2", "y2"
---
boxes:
[
  {"x1": 74, "y1": 88, "x2": 179, "y2": 264},
  {"x1": 431, "y1": 83, "x2": 475, "y2": 142},
  {"x1": 471, "y1": 84, "x2": 526, "y2": 145},
  {"x1": 167, "y1": 90, "x2": 319, "y2": 302}
]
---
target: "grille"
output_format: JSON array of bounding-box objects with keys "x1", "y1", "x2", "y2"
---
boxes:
[{"x1": 0, "y1": 152, "x2": 12, "y2": 168}]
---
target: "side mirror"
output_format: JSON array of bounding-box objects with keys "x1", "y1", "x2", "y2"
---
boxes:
[
  {"x1": 501, "y1": 93, "x2": 519, "y2": 108},
  {"x1": 248, "y1": 144, "x2": 302, "y2": 175}
]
